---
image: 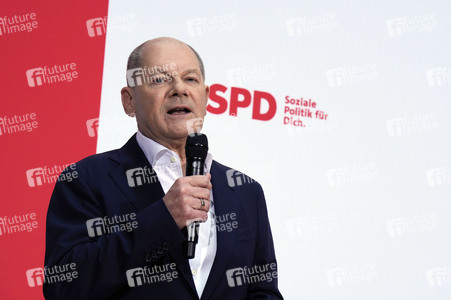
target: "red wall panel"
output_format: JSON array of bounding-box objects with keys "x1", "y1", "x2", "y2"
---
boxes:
[{"x1": 0, "y1": 1, "x2": 109, "y2": 298}]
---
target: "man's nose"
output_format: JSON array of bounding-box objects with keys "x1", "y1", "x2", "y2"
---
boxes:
[{"x1": 169, "y1": 77, "x2": 189, "y2": 98}]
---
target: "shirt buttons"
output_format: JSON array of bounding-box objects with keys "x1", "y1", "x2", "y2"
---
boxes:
[
  {"x1": 162, "y1": 242, "x2": 169, "y2": 250},
  {"x1": 192, "y1": 269, "x2": 197, "y2": 276},
  {"x1": 170, "y1": 157, "x2": 176, "y2": 163}
]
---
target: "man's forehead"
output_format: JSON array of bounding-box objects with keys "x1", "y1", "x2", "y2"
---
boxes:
[
  {"x1": 142, "y1": 41, "x2": 196, "y2": 64},
  {"x1": 141, "y1": 47, "x2": 200, "y2": 77},
  {"x1": 143, "y1": 39, "x2": 191, "y2": 58}
]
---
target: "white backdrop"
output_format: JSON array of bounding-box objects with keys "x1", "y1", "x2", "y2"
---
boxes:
[{"x1": 98, "y1": 0, "x2": 451, "y2": 299}]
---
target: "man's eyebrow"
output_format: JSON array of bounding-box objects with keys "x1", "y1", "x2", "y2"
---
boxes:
[
  {"x1": 151, "y1": 69, "x2": 170, "y2": 74},
  {"x1": 181, "y1": 69, "x2": 201, "y2": 76}
]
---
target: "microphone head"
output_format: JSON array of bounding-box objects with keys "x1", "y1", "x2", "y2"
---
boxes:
[{"x1": 185, "y1": 134, "x2": 208, "y2": 160}]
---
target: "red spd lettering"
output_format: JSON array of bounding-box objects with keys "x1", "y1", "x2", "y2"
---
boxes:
[{"x1": 207, "y1": 84, "x2": 277, "y2": 121}]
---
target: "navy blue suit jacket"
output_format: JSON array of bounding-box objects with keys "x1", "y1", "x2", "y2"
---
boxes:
[{"x1": 44, "y1": 135, "x2": 283, "y2": 299}]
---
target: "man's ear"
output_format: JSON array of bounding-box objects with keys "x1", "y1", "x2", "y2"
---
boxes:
[
  {"x1": 121, "y1": 87, "x2": 135, "y2": 116},
  {"x1": 204, "y1": 85, "x2": 210, "y2": 107}
]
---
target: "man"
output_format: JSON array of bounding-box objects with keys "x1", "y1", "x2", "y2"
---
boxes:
[{"x1": 44, "y1": 37, "x2": 283, "y2": 299}]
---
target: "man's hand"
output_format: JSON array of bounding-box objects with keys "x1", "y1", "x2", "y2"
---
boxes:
[{"x1": 163, "y1": 173, "x2": 212, "y2": 229}]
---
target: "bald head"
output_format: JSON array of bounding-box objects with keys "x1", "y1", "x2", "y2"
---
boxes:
[{"x1": 126, "y1": 37, "x2": 205, "y2": 83}]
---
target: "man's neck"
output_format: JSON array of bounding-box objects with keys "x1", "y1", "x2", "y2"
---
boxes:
[{"x1": 138, "y1": 129, "x2": 187, "y2": 175}]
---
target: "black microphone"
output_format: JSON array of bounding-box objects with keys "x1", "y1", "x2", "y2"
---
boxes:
[{"x1": 184, "y1": 133, "x2": 209, "y2": 259}]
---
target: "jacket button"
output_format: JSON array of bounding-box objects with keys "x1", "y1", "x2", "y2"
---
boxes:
[
  {"x1": 151, "y1": 251, "x2": 158, "y2": 259},
  {"x1": 157, "y1": 247, "x2": 164, "y2": 255},
  {"x1": 145, "y1": 253, "x2": 153, "y2": 262},
  {"x1": 162, "y1": 242, "x2": 169, "y2": 250}
]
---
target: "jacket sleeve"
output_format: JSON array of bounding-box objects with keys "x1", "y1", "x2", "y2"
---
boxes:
[
  {"x1": 43, "y1": 164, "x2": 184, "y2": 299},
  {"x1": 247, "y1": 183, "x2": 284, "y2": 299}
]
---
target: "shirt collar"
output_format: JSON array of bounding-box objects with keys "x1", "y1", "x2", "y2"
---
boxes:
[{"x1": 136, "y1": 131, "x2": 213, "y2": 172}]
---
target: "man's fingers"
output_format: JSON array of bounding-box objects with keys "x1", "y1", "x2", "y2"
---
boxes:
[
  {"x1": 163, "y1": 174, "x2": 212, "y2": 228},
  {"x1": 191, "y1": 211, "x2": 208, "y2": 222},
  {"x1": 190, "y1": 186, "x2": 211, "y2": 201},
  {"x1": 185, "y1": 175, "x2": 212, "y2": 190},
  {"x1": 189, "y1": 197, "x2": 210, "y2": 211}
]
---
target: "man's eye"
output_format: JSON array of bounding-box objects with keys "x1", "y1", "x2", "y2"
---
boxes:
[
  {"x1": 186, "y1": 77, "x2": 198, "y2": 83},
  {"x1": 150, "y1": 77, "x2": 165, "y2": 84}
]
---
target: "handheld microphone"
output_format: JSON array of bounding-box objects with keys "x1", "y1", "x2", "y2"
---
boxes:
[{"x1": 184, "y1": 133, "x2": 209, "y2": 259}]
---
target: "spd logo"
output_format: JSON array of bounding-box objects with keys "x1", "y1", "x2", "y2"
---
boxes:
[{"x1": 207, "y1": 84, "x2": 277, "y2": 121}]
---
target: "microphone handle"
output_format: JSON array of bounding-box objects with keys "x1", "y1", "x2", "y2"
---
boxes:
[{"x1": 184, "y1": 157, "x2": 205, "y2": 259}]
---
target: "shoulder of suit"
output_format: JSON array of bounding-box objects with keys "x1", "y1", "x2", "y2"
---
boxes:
[
  {"x1": 68, "y1": 148, "x2": 121, "y2": 174},
  {"x1": 211, "y1": 160, "x2": 261, "y2": 188}
]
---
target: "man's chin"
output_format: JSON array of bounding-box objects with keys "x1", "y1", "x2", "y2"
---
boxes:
[
  {"x1": 166, "y1": 115, "x2": 203, "y2": 133},
  {"x1": 165, "y1": 128, "x2": 190, "y2": 140}
]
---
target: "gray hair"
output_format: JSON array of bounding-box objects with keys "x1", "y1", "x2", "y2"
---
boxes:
[{"x1": 126, "y1": 40, "x2": 205, "y2": 84}]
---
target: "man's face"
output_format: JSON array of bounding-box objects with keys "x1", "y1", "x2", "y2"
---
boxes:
[{"x1": 130, "y1": 41, "x2": 209, "y2": 145}]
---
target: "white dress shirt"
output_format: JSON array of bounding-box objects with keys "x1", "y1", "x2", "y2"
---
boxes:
[{"x1": 136, "y1": 131, "x2": 217, "y2": 298}]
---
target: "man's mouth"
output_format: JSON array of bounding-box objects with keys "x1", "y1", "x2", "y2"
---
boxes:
[{"x1": 167, "y1": 107, "x2": 191, "y2": 115}]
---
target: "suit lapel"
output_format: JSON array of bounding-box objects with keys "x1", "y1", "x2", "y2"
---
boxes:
[
  {"x1": 201, "y1": 161, "x2": 238, "y2": 300},
  {"x1": 107, "y1": 134, "x2": 197, "y2": 295},
  {"x1": 108, "y1": 134, "x2": 165, "y2": 212}
]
